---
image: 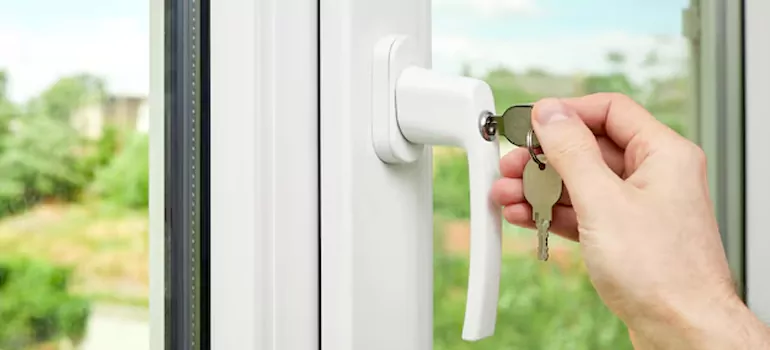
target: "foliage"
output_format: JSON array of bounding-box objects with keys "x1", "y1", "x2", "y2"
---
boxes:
[
  {"x1": 580, "y1": 73, "x2": 638, "y2": 97},
  {"x1": 477, "y1": 48, "x2": 692, "y2": 139},
  {"x1": 30, "y1": 74, "x2": 106, "y2": 122},
  {"x1": 432, "y1": 151, "x2": 632, "y2": 348},
  {"x1": 433, "y1": 238, "x2": 632, "y2": 348},
  {"x1": 77, "y1": 126, "x2": 124, "y2": 181},
  {"x1": 0, "y1": 70, "x2": 16, "y2": 151},
  {"x1": 481, "y1": 68, "x2": 548, "y2": 112},
  {"x1": 434, "y1": 150, "x2": 470, "y2": 219},
  {"x1": 0, "y1": 73, "x2": 138, "y2": 217},
  {"x1": 0, "y1": 258, "x2": 90, "y2": 349},
  {"x1": 92, "y1": 132, "x2": 149, "y2": 208},
  {"x1": 0, "y1": 116, "x2": 88, "y2": 217}
]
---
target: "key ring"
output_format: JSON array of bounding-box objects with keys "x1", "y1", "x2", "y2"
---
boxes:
[{"x1": 526, "y1": 129, "x2": 546, "y2": 170}]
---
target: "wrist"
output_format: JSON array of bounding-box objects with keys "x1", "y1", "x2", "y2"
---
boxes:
[{"x1": 630, "y1": 291, "x2": 770, "y2": 349}]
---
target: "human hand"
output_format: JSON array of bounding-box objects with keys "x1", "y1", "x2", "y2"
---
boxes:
[{"x1": 491, "y1": 93, "x2": 769, "y2": 349}]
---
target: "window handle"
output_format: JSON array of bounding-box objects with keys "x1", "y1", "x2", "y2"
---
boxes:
[{"x1": 372, "y1": 35, "x2": 502, "y2": 341}]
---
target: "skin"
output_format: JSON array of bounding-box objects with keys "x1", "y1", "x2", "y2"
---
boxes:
[{"x1": 491, "y1": 93, "x2": 770, "y2": 349}]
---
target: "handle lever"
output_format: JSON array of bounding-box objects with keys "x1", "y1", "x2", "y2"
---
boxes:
[{"x1": 371, "y1": 35, "x2": 502, "y2": 341}]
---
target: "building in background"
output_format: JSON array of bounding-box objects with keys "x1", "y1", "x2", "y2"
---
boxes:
[{"x1": 70, "y1": 94, "x2": 149, "y2": 139}]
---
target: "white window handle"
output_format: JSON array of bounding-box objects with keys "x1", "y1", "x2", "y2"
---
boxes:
[{"x1": 372, "y1": 35, "x2": 502, "y2": 341}]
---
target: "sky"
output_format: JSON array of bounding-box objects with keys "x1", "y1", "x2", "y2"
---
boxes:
[{"x1": 0, "y1": 0, "x2": 689, "y2": 103}]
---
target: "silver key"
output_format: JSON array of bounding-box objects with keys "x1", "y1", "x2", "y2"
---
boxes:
[
  {"x1": 493, "y1": 104, "x2": 540, "y2": 147},
  {"x1": 522, "y1": 154, "x2": 562, "y2": 261}
]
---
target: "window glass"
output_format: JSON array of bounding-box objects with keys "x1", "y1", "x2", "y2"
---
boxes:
[
  {"x1": 431, "y1": 0, "x2": 692, "y2": 348},
  {"x1": 0, "y1": 1, "x2": 150, "y2": 349}
]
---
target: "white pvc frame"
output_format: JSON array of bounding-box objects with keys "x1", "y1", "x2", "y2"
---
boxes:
[
  {"x1": 209, "y1": 0, "x2": 319, "y2": 348},
  {"x1": 744, "y1": 0, "x2": 770, "y2": 324},
  {"x1": 149, "y1": 0, "x2": 164, "y2": 347},
  {"x1": 150, "y1": 0, "x2": 319, "y2": 348}
]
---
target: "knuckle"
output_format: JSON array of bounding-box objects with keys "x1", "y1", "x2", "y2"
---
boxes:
[
  {"x1": 689, "y1": 144, "x2": 708, "y2": 171},
  {"x1": 607, "y1": 92, "x2": 633, "y2": 103},
  {"x1": 670, "y1": 140, "x2": 708, "y2": 171},
  {"x1": 599, "y1": 92, "x2": 637, "y2": 106}
]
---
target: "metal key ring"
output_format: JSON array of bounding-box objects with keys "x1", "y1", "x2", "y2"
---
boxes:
[{"x1": 526, "y1": 129, "x2": 546, "y2": 170}]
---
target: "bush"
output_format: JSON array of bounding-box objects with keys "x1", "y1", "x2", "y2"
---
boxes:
[
  {"x1": 76, "y1": 126, "x2": 123, "y2": 182},
  {"x1": 434, "y1": 150, "x2": 471, "y2": 219},
  {"x1": 91, "y1": 132, "x2": 149, "y2": 208},
  {"x1": 0, "y1": 258, "x2": 90, "y2": 349},
  {"x1": 0, "y1": 116, "x2": 88, "y2": 217},
  {"x1": 433, "y1": 220, "x2": 632, "y2": 349}
]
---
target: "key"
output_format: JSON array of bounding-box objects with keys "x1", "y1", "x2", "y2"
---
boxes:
[
  {"x1": 522, "y1": 154, "x2": 562, "y2": 261},
  {"x1": 493, "y1": 104, "x2": 540, "y2": 148}
]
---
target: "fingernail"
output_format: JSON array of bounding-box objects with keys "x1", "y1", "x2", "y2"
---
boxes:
[{"x1": 536, "y1": 98, "x2": 570, "y2": 125}]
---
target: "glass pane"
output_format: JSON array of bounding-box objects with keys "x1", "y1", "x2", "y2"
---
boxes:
[
  {"x1": 431, "y1": 0, "x2": 692, "y2": 348},
  {"x1": 0, "y1": 1, "x2": 150, "y2": 349}
]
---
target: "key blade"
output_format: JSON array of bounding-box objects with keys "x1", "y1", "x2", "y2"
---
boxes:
[
  {"x1": 492, "y1": 115, "x2": 504, "y2": 143},
  {"x1": 536, "y1": 219, "x2": 550, "y2": 261}
]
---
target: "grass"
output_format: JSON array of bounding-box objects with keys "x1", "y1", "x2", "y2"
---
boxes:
[{"x1": 0, "y1": 201, "x2": 149, "y2": 306}]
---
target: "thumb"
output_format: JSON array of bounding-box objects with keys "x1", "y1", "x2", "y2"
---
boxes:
[{"x1": 531, "y1": 98, "x2": 620, "y2": 204}]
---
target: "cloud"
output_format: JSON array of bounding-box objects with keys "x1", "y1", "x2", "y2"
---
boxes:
[
  {"x1": 0, "y1": 17, "x2": 148, "y2": 103},
  {"x1": 432, "y1": 31, "x2": 688, "y2": 82},
  {"x1": 433, "y1": 0, "x2": 541, "y2": 18}
]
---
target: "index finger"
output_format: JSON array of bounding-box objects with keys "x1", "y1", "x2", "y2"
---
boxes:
[{"x1": 539, "y1": 92, "x2": 669, "y2": 150}]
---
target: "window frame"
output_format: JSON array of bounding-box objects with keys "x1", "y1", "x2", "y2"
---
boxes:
[
  {"x1": 695, "y1": 0, "x2": 746, "y2": 296},
  {"x1": 208, "y1": 0, "x2": 321, "y2": 347},
  {"x1": 149, "y1": 0, "x2": 166, "y2": 348},
  {"x1": 744, "y1": 0, "x2": 770, "y2": 323},
  {"x1": 319, "y1": 0, "x2": 436, "y2": 348},
  {"x1": 151, "y1": 0, "x2": 320, "y2": 348}
]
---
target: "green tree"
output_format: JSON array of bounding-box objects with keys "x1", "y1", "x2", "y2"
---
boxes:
[
  {"x1": 32, "y1": 74, "x2": 106, "y2": 122},
  {"x1": 580, "y1": 73, "x2": 638, "y2": 97},
  {"x1": 483, "y1": 68, "x2": 546, "y2": 112},
  {"x1": 0, "y1": 70, "x2": 7, "y2": 99},
  {"x1": 0, "y1": 70, "x2": 17, "y2": 144},
  {"x1": 635, "y1": 48, "x2": 691, "y2": 136},
  {"x1": 92, "y1": 132, "x2": 149, "y2": 208},
  {"x1": 641, "y1": 50, "x2": 661, "y2": 69},
  {"x1": 606, "y1": 50, "x2": 627, "y2": 70},
  {"x1": 0, "y1": 116, "x2": 87, "y2": 216},
  {"x1": 524, "y1": 68, "x2": 551, "y2": 78},
  {"x1": 576, "y1": 51, "x2": 640, "y2": 101}
]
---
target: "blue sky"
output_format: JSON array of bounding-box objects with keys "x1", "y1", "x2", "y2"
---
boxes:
[
  {"x1": 431, "y1": 0, "x2": 689, "y2": 78},
  {"x1": 0, "y1": 0, "x2": 688, "y2": 102}
]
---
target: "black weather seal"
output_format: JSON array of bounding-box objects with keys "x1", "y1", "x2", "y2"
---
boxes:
[{"x1": 165, "y1": 0, "x2": 210, "y2": 348}]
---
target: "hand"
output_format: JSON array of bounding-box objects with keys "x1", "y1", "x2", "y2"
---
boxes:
[{"x1": 491, "y1": 93, "x2": 769, "y2": 349}]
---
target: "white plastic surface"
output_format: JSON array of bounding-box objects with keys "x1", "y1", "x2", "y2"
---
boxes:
[
  {"x1": 372, "y1": 36, "x2": 425, "y2": 163},
  {"x1": 372, "y1": 36, "x2": 502, "y2": 341},
  {"x1": 396, "y1": 66, "x2": 502, "y2": 341},
  {"x1": 209, "y1": 0, "x2": 320, "y2": 348},
  {"x1": 746, "y1": 0, "x2": 770, "y2": 324},
  {"x1": 322, "y1": 1, "x2": 434, "y2": 348}
]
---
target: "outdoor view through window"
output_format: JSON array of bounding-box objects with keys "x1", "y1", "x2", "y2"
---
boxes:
[
  {"x1": 0, "y1": 1, "x2": 150, "y2": 349},
  {"x1": 0, "y1": 0, "x2": 693, "y2": 349},
  {"x1": 430, "y1": 0, "x2": 693, "y2": 349}
]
